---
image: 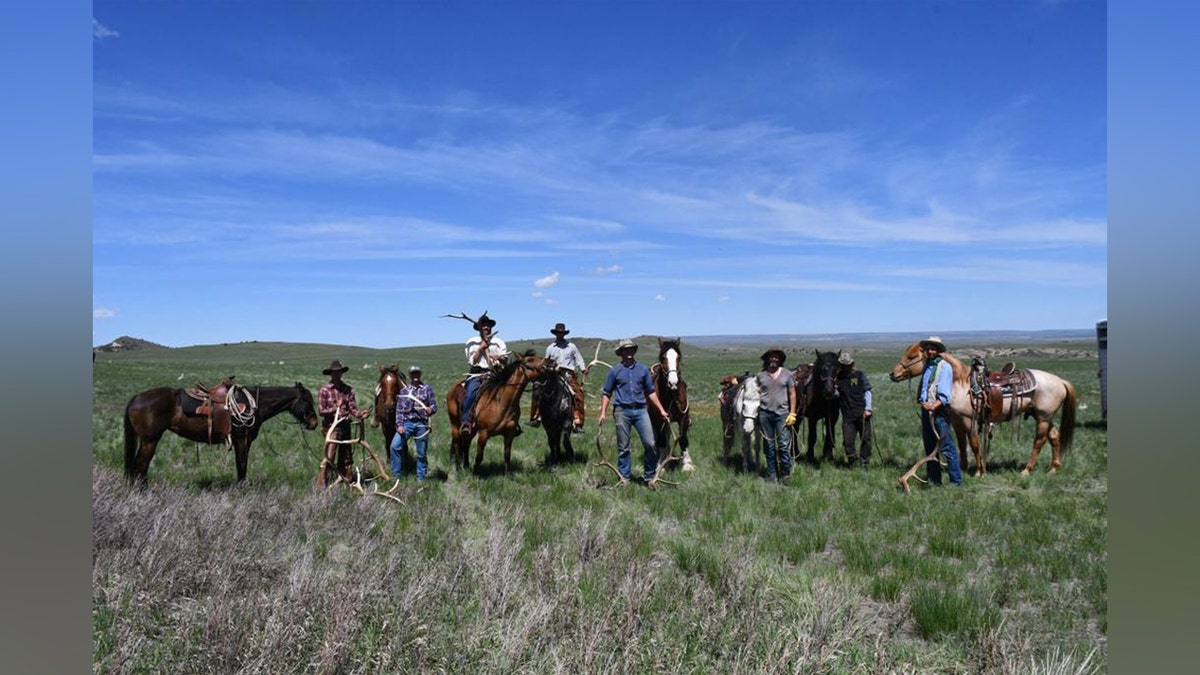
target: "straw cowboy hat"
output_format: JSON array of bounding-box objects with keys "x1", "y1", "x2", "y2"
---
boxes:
[
  {"x1": 838, "y1": 351, "x2": 854, "y2": 366},
  {"x1": 472, "y1": 312, "x2": 497, "y2": 331},
  {"x1": 760, "y1": 347, "x2": 787, "y2": 364},
  {"x1": 551, "y1": 322, "x2": 570, "y2": 336},
  {"x1": 615, "y1": 339, "x2": 638, "y2": 355},
  {"x1": 322, "y1": 359, "x2": 350, "y2": 375},
  {"x1": 919, "y1": 336, "x2": 947, "y2": 353}
]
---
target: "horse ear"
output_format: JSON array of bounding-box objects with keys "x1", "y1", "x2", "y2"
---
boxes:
[{"x1": 379, "y1": 364, "x2": 385, "y2": 373}]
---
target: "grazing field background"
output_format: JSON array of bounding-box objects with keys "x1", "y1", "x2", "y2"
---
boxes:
[{"x1": 92, "y1": 335, "x2": 1106, "y2": 674}]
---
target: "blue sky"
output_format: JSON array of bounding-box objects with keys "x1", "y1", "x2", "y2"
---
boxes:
[{"x1": 92, "y1": 1, "x2": 1106, "y2": 349}]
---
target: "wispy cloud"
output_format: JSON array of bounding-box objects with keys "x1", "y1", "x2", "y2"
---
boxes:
[
  {"x1": 533, "y1": 272, "x2": 561, "y2": 289},
  {"x1": 94, "y1": 307, "x2": 117, "y2": 319},
  {"x1": 594, "y1": 265, "x2": 623, "y2": 274},
  {"x1": 93, "y1": 19, "x2": 119, "y2": 40}
]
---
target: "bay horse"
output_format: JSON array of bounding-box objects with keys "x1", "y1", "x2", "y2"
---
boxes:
[
  {"x1": 888, "y1": 343, "x2": 1077, "y2": 476},
  {"x1": 649, "y1": 337, "x2": 693, "y2": 471},
  {"x1": 123, "y1": 382, "x2": 319, "y2": 486},
  {"x1": 798, "y1": 350, "x2": 839, "y2": 465},
  {"x1": 372, "y1": 364, "x2": 407, "y2": 470},
  {"x1": 446, "y1": 352, "x2": 554, "y2": 476},
  {"x1": 536, "y1": 368, "x2": 578, "y2": 465}
]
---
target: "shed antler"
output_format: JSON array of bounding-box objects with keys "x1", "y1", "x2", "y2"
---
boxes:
[
  {"x1": 591, "y1": 429, "x2": 681, "y2": 490},
  {"x1": 316, "y1": 409, "x2": 405, "y2": 503},
  {"x1": 441, "y1": 311, "x2": 481, "y2": 325},
  {"x1": 896, "y1": 447, "x2": 945, "y2": 494}
]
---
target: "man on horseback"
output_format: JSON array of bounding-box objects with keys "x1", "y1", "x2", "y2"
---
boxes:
[
  {"x1": 529, "y1": 322, "x2": 588, "y2": 433},
  {"x1": 318, "y1": 359, "x2": 369, "y2": 481},
  {"x1": 835, "y1": 351, "x2": 874, "y2": 468},
  {"x1": 917, "y1": 336, "x2": 962, "y2": 486},
  {"x1": 461, "y1": 312, "x2": 508, "y2": 437}
]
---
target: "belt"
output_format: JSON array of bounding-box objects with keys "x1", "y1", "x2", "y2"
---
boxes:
[{"x1": 616, "y1": 403, "x2": 645, "y2": 409}]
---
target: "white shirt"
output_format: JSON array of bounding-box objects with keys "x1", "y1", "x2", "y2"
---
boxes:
[{"x1": 465, "y1": 335, "x2": 508, "y2": 368}]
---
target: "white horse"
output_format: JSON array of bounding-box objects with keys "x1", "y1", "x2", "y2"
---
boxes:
[{"x1": 889, "y1": 343, "x2": 1077, "y2": 476}]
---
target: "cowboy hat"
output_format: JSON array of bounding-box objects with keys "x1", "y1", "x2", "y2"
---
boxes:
[
  {"x1": 760, "y1": 347, "x2": 787, "y2": 364},
  {"x1": 472, "y1": 312, "x2": 497, "y2": 331},
  {"x1": 408, "y1": 364, "x2": 422, "y2": 373},
  {"x1": 322, "y1": 359, "x2": 350, "y2": 375},
  {"x1": 615, "y1": 339, "x2": 638, "y2": 355},
  {"x1": 919, "y1": 336, "x2": 947, "y2": 353},
  {"x1": 838, "y1": 351, "x2": 854, "y2": 366},
  {"x1": 550, "y1": 322, "x2": 570, "y2": 336}
]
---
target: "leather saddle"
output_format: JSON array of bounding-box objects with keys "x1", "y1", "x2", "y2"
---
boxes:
[
  {"x1": 180, "y1": 377, "x2": 246, "y2": 443},
  {"x1": 969, "y1": 359, "x2": 1036, "y2": 422}
]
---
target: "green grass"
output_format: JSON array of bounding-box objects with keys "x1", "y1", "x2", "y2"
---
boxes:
[{"x1": 93, "y1": 337, "x2": 1107, "y2": 673}]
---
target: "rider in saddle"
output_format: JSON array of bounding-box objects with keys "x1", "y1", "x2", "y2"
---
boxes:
[
  {"x1": 461, "y1": 312, "x2": 508, "y2": 436},
  {"x1": 529, "y1": 322, "x2": 589, "y2": 434}
]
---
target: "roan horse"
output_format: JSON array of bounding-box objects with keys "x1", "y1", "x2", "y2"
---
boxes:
[
  {"x1": 889, "y1": 343, "x2": 1077, "y2": 476},
  {"x1": 124, "y1": 382, "x2": 319, "y2": 486},
  {"x1": 797, "y1": 350, "x2": 839, "y2": 465},
  {"x1": 446, "y1": 352, "x2": 554, "y2": 476},
  {"x1": 372, "y1": 365, "x2": 408, "y2": 471},
  {"x1": 649, "y1": 337, "x2": 694, "y2": 471}
]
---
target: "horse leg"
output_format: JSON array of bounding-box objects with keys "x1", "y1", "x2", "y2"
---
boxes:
[
  {"x1": 805, "y1": 419, "x2": 817, "y2": 464},
  {"x1": 233, "y1": 435, "x2": 250, "y2": 482},
  {"x1": 502, "y1": 434, "x2": 514, "y2": 477},
  {"x1": 564, "y1": 427, "x2": 575, "y2": 462},
  {"x1": 473, "y1": 432, "x2": 487, "y2": 474},
  {"x1": 1047, "y1": 424, "x2": 1063, "y2": 473},
  {"x1": 1022, "y1": 418, "x2": 1053, "y2": 476},
  {"x1": 132, "y1": 438, "x2": 159, "y2": 488}
]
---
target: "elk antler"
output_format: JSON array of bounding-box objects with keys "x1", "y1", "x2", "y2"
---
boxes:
[
  {"x1": 592, "y1": 433, "x2": 628, "y2": 488},
  {"x1": 316, "y1": 409, "x2": 395, "y2": 490},
  {"x1": 441, "y1": 311, "x2": 479, "y2": 325},
  {"x1": 897, "y1": 447, "x2": 942, "y2": 494},
  {"x1": 587, "y1": 341, "x2": 613, "y2": 371}
]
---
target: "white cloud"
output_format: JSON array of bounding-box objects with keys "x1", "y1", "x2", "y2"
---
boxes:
[
  {"x1": 717, "y1": 295, "x2": 729, "y2": 302},
  {"x1": 93, "y1": 19, "x2": 119, "y2": 40},
  {"x1": 594, "y1": 264, "x2": 623, "y2": 275},
  {"x1": 654, "y1": 294, "x2": 666, "y2": 301},
  {"x1": 531, "y1": 291, "x2": 544, "y2": 298},
  {"x1": 534, "y1": 271, "x2": 560, "y2": 289},
  {"x1": 94, "y1": 307, "x2": 117, "y2": 319}
]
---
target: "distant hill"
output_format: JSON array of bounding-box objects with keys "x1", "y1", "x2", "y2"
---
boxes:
[{"x1": 93, "y1": 336, "x2": 170, "y2": 353}]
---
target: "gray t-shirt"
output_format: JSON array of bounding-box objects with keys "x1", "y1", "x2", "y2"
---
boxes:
[{"x1": 755, "y1": 367, "x2": 796, "y2": 415}]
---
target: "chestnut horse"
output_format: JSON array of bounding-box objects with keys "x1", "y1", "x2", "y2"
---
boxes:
[
  {"x1": 649, "y1": 337, "x2": 693, "y2": 470},
  {"x1": 888, "y1": 343, "x2": 1077, "y2": 476},
  {"x1": 372, "y1": 365, "x2": 407, "y2": 469},
  {"x1": 124, "y1": 382, "x2": 319, "y2": 486},
  {"x1": 446, "y1": 352, "x2": 554, "y2": 476}
]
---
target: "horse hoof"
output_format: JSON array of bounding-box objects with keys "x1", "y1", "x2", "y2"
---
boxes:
[{"x1": 1020, "y1": 468, "x2": 1031, "y2": 477}]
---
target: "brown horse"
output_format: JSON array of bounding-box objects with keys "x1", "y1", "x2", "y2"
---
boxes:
[
  {"x1": 124, "y1": 382, "x2": 319, "y2": 486},
  {"x1": 372, "y1": 364, "x2": 407, "y2": 469},
  {"x1": 889, "y1": 343, "x2": 1077, "y2": 476},
  {"x1": 446, "y1": 352, "x2": 553, "y2": 476},
  {"x1": 648, "y1": 337, "x2": 693, "y2": 470},
  {"x1": 797, "y1": 350, "x2": 839, "y2": 465}
]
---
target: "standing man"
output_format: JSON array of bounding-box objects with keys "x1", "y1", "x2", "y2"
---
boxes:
[
  {"x1": 597, "y1": 339, "x2": 670, "y2": 486},
  {"x1": 755, "y1": 347, "x2": 798, "y2": 482},
  {"x1": 917, "y1": 336, "x2": 962, "y2": 486},
  {"x1": 461, "y1": 312, "x2": 507, "y2": 435},
  {"x1": 530, "y1": 322, "x2": 589, "y2": 433},
  {"x1": 318, "y1": 359, "x2": 369, "y2": 482},
  {"x1": 835, "y1": 351, "x2": 874, "y2": 468},
  {"x1": 391, "y1": 365, "x2": 437, "y2": 482}
]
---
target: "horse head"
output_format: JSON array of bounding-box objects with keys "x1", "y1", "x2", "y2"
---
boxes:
[
  {"x1": 292, "y1": 381, "x2": 320, "y2": 430},
  {"x1": 813, "y1": 349, "x2": 840, "y2": 400},
  {"x1": 889, "y1": 343, "x2": 925, "y2": 382},
  {"x1": 658, "y1": 337, "x2": 682, "y2": 390}
]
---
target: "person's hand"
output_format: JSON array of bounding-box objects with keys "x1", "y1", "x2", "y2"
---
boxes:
[
  {"x1": 359, "y1": 410, "x2": 369, "y2": 419},
  {"x1": 865, "y1": 410, "x2": 873, "y2": 418},
  {"x1": 785, "y1": 412, "x2": 797, "y2": 427},
  {"x1": 597, "y1": 410, "x2": 606, "y2": 425}
]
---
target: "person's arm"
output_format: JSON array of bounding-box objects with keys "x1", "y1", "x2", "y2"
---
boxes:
[
  {"x1": 785, "y1": 382, "x2": 798, "y2": 426},
  {"x1": 598, "y1": 393, "x2": 611, "y2": 424},
  {"x1": 647, "y1": 391, "x2": 669, "y2": 419},
  {"x1": 864, "y1": 389, "x2": 873, "y2": 416},
  {"x1": 318, "y1": 386, "x2": 335, "y2": 416}
]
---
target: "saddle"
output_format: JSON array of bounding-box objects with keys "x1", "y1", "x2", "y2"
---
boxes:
[
  {"x1": 180, "y1": 377, "x2": 251, "y2": 444},
  {"x1": 969, "y1": 358, "x2": 1036, "y2": 423}
]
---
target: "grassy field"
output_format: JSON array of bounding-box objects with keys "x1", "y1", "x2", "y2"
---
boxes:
[{"x1": 92, "y1": 336, "x2": 1106, "y2": 673}]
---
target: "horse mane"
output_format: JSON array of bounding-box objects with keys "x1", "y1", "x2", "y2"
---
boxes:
[
  {"x1": 940, "y1": 351, "x2": 971, "y2": 388},
  {"x1": 478, "y1": 355, "x2": 526, "y2": 395}
]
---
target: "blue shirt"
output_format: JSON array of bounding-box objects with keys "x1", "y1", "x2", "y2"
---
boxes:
[
  {"x1": 602, "y1": 360, "x2": 656, "y2": 407},
  {"x1": 919, "y1": 357, "x2": 953, "y2": 406}
]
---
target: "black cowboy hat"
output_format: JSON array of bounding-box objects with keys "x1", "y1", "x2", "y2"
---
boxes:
[
  {"x1": 919, "y1": 336, "x2": 947, "y2": 353},
  {"x1": 551, "y1": 322, "x2": 570, "y2": 336},
  {"x1": 323, "y1": 359, "x2": 350, "y2": 375},
  {"x1": 760, "y1": 347, "x2": 787, "y2": 364},
  {"x1": 473, "y1": 312, "x2": 497, "y2": 331}
]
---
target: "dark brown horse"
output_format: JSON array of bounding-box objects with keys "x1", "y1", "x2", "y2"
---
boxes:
[
  {"x1": 798, "y1": 350, "x2": 840, "y2": 465},
  {"x1": 446, "y1": 352, "x2": 553, "y2": 476},
  {"x1": 536, "y1": 368, "x2": 578, "y2": 465},
  {"x1": 372, "y1": 364, "x2": 407, "y2": 469},
  {"x1": 648, "y1": 337, "x2": 693, "y2": 470},
  {"x1": 124, "y1": 382, "x2": 319, "y2": 486}
]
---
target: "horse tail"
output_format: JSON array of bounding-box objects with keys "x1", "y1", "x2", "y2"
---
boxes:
[
  {"x1": 1058, "y1": 380, "x2": 1077, "y2": 453},
  {"x1": 123, "y1": 401, "x2": 138, "y2": 479}
]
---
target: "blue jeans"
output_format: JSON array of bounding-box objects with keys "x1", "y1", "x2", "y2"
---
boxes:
[
  {"x1": 758, "y1": 410, "x2": 793, "y2": 478},
  {"x1": 389, "y1": 420, "x2": 430, "y2": 480},
  {"x1": 921, "y1": 409, "x2": 962, "y2": 485},
  {"x1": 613, "y1": 406, "x2": 658, "y2": 482},
  {"x1": 462, "y1": 376, "x2": 482, "y2": 424}
]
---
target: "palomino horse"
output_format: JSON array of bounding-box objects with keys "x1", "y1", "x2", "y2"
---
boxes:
[
  {"x1": 888, "y1": 343, "x2": 1077, "y2": 476},
  {"x1": 536, "y1": 367, "x2": 579, "y2": 465},
  {"x1": 798, "y1": 350, "x2": 840, "y2": 465},
  {"x1": 372, "y1": 364, "x2": 407, "y2": 469},
  {"x1": 124, "y1": 382, "x2": 319, "y2": 486},
  {"x1": 649, "y1": 337, "x2": 693, "y2": 470},
  {"x1": 446, "y1": 352, "x2": 554, "y2": 475}
]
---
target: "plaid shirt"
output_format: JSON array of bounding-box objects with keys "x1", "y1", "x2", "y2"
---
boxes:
[
  {"x1": 318, "y1": 380, "x2": 361, "y2": 425},
  {"x1": 395, "y1": 383, "x2": 437, "y2": 424}
]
